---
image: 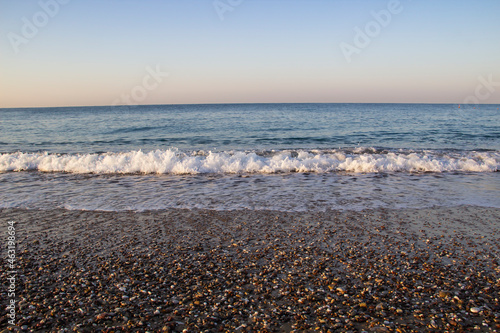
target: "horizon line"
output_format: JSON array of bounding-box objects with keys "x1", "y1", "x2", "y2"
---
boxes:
[{"x1": 2, "y1": 101, "x2": 499, "y2": 110}]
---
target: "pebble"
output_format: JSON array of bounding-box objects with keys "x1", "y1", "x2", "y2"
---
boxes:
[{"x1": 2, "y1": 207, "x2": 499, "y2": 332}]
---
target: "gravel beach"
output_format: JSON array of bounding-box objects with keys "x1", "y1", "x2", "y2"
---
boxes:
[{"x1": 1, "y1": 206, "x2": 499, "y2": 332}]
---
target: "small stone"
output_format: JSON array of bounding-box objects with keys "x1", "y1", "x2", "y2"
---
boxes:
[
  {"x1": 96, "y1": 313, "x2": 107, "y2": 320},
  {"x1": 470, "y1": 307, "x2": 482, "y2": 313}
]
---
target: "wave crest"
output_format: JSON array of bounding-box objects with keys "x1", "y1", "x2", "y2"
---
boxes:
[{"x1": 1, "y1": 149, "x2": 498, "y2": 174}]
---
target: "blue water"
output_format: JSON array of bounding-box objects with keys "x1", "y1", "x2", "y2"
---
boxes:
[
  {"x1": 1, "y1": 103, "x2": 499, "y2": 211},
  {"x1": 2, "y1": 103, "x2": 499, "y2": 153}
]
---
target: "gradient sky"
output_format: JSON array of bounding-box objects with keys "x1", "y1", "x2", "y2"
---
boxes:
[{"x1": 1, "y1": 0, "x2": 499, "y2": 107}]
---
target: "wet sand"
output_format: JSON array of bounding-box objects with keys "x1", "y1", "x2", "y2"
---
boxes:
[{"x1": 1, "y1": 206, "x2": 499, "y2": 332}]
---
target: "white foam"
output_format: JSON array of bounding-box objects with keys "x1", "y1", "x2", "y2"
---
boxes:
[{"x1": 0, "y1": 149, "x2": 498, "y2": 174}]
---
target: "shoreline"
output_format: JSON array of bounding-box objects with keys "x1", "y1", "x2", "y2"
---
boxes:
[{"x1": 1, "y1": 206, "x2": 499, "y2": 332}]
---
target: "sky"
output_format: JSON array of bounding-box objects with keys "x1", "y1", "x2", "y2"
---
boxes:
[{"x1": 1, "y1": 0, "x2": 499, "y2": 108}]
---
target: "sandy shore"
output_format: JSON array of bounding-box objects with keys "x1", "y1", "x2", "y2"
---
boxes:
[{"x1": 1, "y1": 206, "x2": 499, "y2": 332}]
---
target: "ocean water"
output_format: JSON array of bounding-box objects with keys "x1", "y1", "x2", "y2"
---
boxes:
[{"x1": 1, "y1": 103, "x2": 499, "y2": 211}]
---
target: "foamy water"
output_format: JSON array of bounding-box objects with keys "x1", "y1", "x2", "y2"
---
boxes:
[
  {"x1": 1, "y1": 149, "x2": 499, "y2": 174},
  {"x1": 1, "y1": 103, "x2": 499, "y2": 211}
]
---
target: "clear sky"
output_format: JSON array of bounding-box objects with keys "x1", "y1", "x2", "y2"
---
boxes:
[{"x1": 1, "y1": 0, "x2": 499, "y2": 107}]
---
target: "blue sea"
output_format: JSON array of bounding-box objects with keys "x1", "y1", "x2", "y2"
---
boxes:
[{"x1": 1, "y1": 103, "x2": 499, "y2": 211}]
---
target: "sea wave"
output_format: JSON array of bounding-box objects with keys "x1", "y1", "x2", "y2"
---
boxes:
[{"x1": 0, "y1": 149, "x2": 499, "y2": 174}]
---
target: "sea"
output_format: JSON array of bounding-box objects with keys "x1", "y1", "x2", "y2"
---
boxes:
[{"x1": 1, "y1": 103, "x2": 499, "y2": 212}]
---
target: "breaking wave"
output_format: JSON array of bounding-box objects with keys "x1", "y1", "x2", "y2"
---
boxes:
[{"x1": 1, "y1": 149, "x2": 499, "y2": 174}]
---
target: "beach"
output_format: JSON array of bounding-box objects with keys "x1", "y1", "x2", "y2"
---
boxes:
[
  {"x1": 1, "y1": 206, "x2": 499, "y2": 332},
  {"x1": 2, "y1": 0, "x2": 500, "y2": 330}
]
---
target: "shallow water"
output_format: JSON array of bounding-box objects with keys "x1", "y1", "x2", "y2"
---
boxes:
[{"x1": 1, "y1": 103, "x2": 499, "y2": 211}]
